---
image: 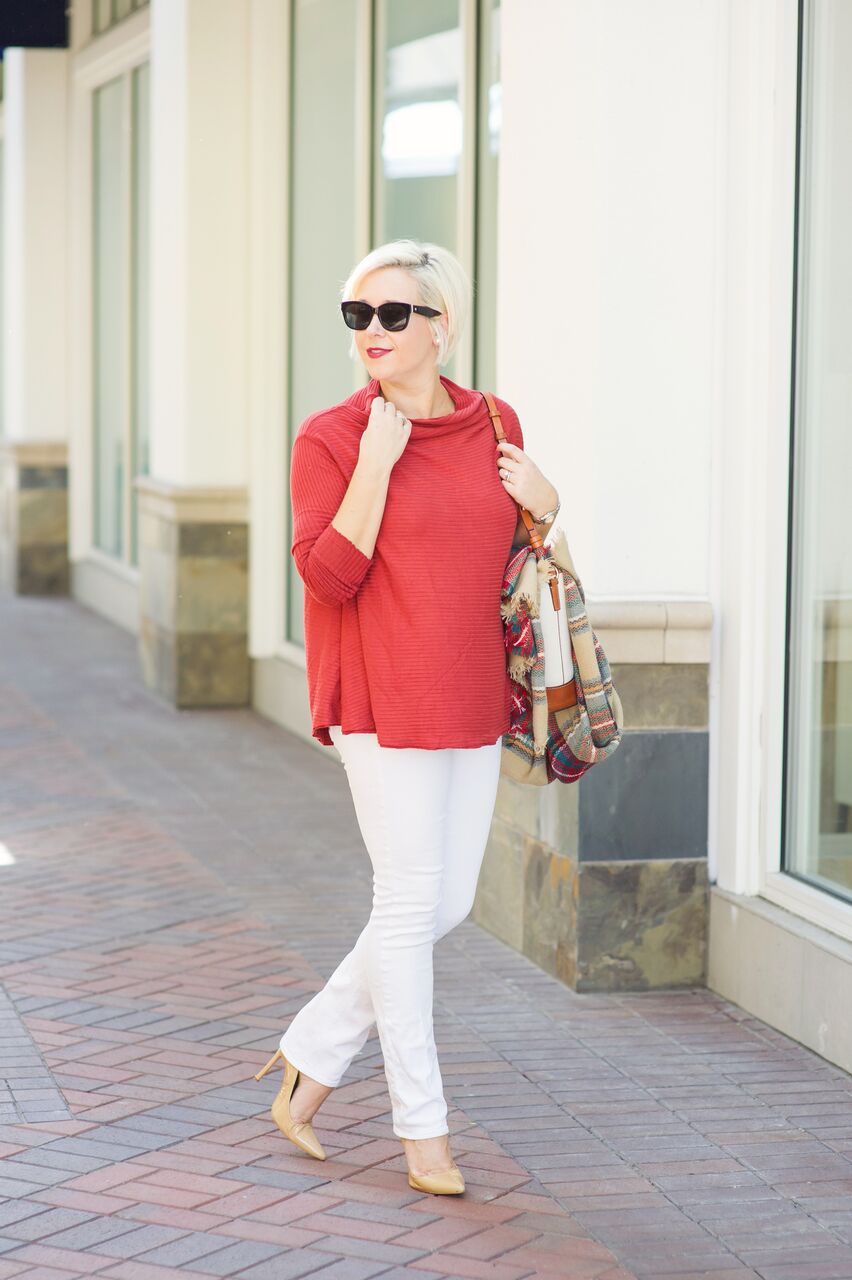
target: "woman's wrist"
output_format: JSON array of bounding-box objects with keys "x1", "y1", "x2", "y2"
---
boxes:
[{"x1": 532, "y1": 487, "x2": 560, "y2": 524}]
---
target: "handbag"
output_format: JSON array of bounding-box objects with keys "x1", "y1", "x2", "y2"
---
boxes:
[{"x1": 480, "y1": 391, "x2": 624, "y2": 786}]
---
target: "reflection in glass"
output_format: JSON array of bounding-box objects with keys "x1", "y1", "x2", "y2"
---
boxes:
[
  {"x1": 94, "y1": 0, "x2": 113, "y2": 35},
  {"x1": 376, "y1": 2, "x2": 461, "y2": 243},
  {"x1": 287, "y1": 0, "x2": 360, "y2": 646},
  {"x1": 785, "y1": 0, "x2": 852, "y2": 901},
  {"x1": 0, "y1": 140, "x2": 4, "y2": 439},
  {"x1": 130, "y1": 62, "x2": 150, "y2": 567},
  {"x1": 474, "y1": 0, "x2": 501, "y2": 391},
  {"x1": 375, "y1": 2, "x2": 462, "y2": 389},
  {"x1": 93, "y1": 77, "x2": 126, "y2": 559}
]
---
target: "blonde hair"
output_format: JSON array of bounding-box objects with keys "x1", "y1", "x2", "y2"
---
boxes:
[{"x1": 341, "y1": 238, "x2": 471, "y2": 367}]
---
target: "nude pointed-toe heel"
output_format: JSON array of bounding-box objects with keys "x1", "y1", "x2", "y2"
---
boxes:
[
  {"x1": 400, "y1": 1140, "x2": 465, "y2": 1195},
  {"x1": 254, "y1": 1049, "x2": 327, "y2": 1161},
  {"x1": 407, "y1": 1165, "x2": 465, "y2": 1195}
]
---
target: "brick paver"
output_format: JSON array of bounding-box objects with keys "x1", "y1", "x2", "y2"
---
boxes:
[{"x1": 2, "y1": 590, "x2": 852, "y2": 1279}]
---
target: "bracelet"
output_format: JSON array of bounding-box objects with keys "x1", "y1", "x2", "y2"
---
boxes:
[{"x1": 532, "y1": 496, "x2": 560, "y2": 525}]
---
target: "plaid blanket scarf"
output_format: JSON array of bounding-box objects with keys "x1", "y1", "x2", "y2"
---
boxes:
[{"x1": 499, "y1": 527, "x2": 624, "y2": 785}]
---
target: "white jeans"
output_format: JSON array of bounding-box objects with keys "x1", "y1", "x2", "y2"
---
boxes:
[{"x1": 279, "y1": 725, "x2": 503, "y2": 1139}]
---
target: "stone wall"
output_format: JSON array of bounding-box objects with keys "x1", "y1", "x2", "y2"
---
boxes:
[{"x1": 473, "y1": 607, "x2": 711, "y2": 991}]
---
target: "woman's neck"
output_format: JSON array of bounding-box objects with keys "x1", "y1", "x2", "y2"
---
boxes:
[{"x1": 378, "y1": 375, "x2": 455, "y2": 421}]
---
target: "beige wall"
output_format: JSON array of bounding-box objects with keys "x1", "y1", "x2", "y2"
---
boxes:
[{"x1": 498, "y1": 0, "x2": 719, "y2": 600}]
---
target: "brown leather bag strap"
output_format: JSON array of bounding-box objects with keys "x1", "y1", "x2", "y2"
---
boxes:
[{"x1": 480, "y1": 390, "x2": 547, "y2": 558}]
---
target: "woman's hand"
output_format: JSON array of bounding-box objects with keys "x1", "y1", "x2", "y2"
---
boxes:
[
  {"x1": 358, "y1": 395, "x2": 412, "y2": 478},
  {"x1": 495, "y1": 440, "x2": 558, "y2": 520}
]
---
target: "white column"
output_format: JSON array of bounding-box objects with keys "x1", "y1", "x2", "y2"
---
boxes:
[
  {"x1": 2, "y1": 48, "x2": 69, "y2": 444},
  {"x1": 148, "y1": 0, "x2": 250, "y2": 488}
]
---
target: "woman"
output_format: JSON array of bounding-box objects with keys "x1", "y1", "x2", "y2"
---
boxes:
[{"x1": 255, "y1": 239, "x2": 561, "y2": 1195}]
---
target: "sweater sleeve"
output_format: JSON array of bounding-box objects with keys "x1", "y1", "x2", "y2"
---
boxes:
[
  {"x1": 501, "y1": 401, "x2": 525, "y2": 451},
  {"x1": 290, "y1": 431, "x2": 373, "y2": 606}
]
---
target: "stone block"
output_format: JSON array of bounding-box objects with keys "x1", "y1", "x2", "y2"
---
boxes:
[
  {"x1": 473, "y1": 820, "x2": 526, "y2": 952},
  {"x1": 522, "y1": 838, "x2": 579, "y2": 987},
  {"x1": 609, "y1": 663, "x2": 709, "y2": 729},
  {"x1": 17, "y1": 488, "x2": 68, "y2": 546},
  {"x1": 17, "y1": 543, "x2": 70, "y2": 595},
  {"x1": 577, "y1": 858, "x2": 708, "y2": 991},
  {"x1": 175, "y1": 632, "x2": 251, "y2": 706},
  {"x1": 579, "y1": 730, "x2": 709, "y2": 861},
  {"x1": 176, "y1": 556, "x2": 247, "y2": 633}
]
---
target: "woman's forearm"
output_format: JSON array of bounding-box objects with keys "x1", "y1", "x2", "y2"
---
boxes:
[{"x1": 330, "y1": 456, "x2": 393, "y2": 560}]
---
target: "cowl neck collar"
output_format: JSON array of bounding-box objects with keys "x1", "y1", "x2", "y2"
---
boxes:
[{"x1": 343, "y1": 374, "x2": 487, "y2": 440}]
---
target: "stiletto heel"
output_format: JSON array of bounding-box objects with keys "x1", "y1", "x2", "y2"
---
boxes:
[
  {"x1": 254, "y1": 1049, "x2": 327, "y2": 1161},
  {"x1": 254, "y1": 1049, "x2": 283, "y2": 1081}
]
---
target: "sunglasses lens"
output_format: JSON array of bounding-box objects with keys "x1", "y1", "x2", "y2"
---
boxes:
[
  {"x1": 378, "y1": 303, "x2": 410, "y2": 331},
  {"x1": 341, "y1": 302, "x2": 371, "y2": 329}
]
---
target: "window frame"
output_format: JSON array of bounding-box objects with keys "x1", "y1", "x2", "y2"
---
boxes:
[
  {"x1": 69, "y1": 12, "x2": 150, "y2": 581},
  {"x1": 777, "y1": 0, "x2": 852, "y2": 916}
]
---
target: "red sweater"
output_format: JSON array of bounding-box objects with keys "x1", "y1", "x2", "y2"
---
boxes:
[{"x1": 290, "y1": 374, "x2": 524, "y2": 748}]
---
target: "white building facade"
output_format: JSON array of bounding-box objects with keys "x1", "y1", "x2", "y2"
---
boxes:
[{"x1": 1, "y1": 0, "x2": 850, "y2": 1071}]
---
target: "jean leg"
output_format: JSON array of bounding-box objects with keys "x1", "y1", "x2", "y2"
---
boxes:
[
  {"x1": 433, "y1": 734, "x2": 503, "y2": 941},
  {"x1": 280, "y1": 732, "x2": 503, "y2": 1090},
  {"x1": 282, "y1": 728, "x2": 453, "y2": 1138}
]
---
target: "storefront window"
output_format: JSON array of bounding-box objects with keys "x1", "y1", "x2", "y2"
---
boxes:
[
  {"x1": 0, "y1": 138, "x2": 4, "y2": 439},
  {"x1": 474, "y1": 0, "x2": 501, "y2": 395},
  {"x1": 93, "y1": 0, "x2": 149, "y2": 37},
  {"x1": 286, "y1": 0, "x2": 360, "y2": 647},
  {"x1": 93, "y1": 77, "x2": 126, "y2": 559},
  {"x1": 784, "y1": 0, "x2": 852, "y2": 904},
  {"x1": 92, "y1": 63, "x2": 150, "y2": 564},
  {"x1": 130, "y1": 62, "x2": 150, "y2": 566}
]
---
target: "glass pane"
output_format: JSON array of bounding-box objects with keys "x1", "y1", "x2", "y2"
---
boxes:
[
  {"x1": 93, "y1": 77, "x2": 127, "y2": 559},
  {"x1": 286, "y1": 0, "x2": 360, "y2": 645},
  {"x1": 375, "y1": 0, "x2": 461, "y2": 251},
  {"x1": 474, "y1": 0, "x2": 501, "y2": 392},
  {"x1": 130, "y1": 62, "x2": 150, "y2": 568},
  {"x1": 784, "y1": 0, "x2": 852, "y2": 902},
  {"x1": 94, "y1": 0, "x2": 113, "y2": 35},
  {"x1": 374, "y1": 1, "x2": 462, "y2": 384},
  {"x1": 0, "y1": 140, "x2": 4, "y2": 439},
  {"x1": 115, "y1": 0, "x2": 133, "y2": 21}
]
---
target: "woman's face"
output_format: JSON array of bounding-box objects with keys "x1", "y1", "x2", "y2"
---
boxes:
[{"x1": 350, "y1": 267, "x2": 447, "y2": 381}]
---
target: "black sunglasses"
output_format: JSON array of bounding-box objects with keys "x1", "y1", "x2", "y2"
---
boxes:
[{"x1": 341, "y1": 300, "x2": 442, "y2": 332}]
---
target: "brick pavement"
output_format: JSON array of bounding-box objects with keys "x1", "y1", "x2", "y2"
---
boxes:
[{"x1": 1, "y1": 589, "x2": 852, "y2": 1280}]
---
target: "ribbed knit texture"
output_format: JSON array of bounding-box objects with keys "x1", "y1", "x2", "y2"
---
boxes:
[{"x1": 290, "y1": 374, "x2": 524, "y2": 748}]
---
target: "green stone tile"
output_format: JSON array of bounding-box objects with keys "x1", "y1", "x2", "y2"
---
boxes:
[
  {"x1": 608, "y1": 663, "x2": 709, "y2": 729},
  {"x1": 175, "y1": 632, "x2": 250, "y2": 706},
  {"x1": 178, "y1": 522, "x2": 248, "y2": 558},
  {"x1": 19, "y1": 465, "x2": 68, "y2": 491},
  {"x1": 175, "y1": 557, "x2": 248, "y2": 633},
  {"x1": 577, "y1": 858, "x2": 708, "y2": 991},
  {"x1": 17, "y1": 489, "x2": 68, "y2": 546},
  {"x1": 473, "y1": 821, "x2": 526, "y2": 952},
  {"x1": 522, "y1": 840, "x2": 579, "y2": 988},
  {"x1": 17, "y1": 544, "x2": 69, "y2": 596}
]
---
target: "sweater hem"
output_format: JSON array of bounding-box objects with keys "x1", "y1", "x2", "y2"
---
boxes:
[{"x1": 315, "y1": 722, "x2": 508, "y2": 751}]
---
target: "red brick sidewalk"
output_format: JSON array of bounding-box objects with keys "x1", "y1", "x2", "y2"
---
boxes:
[{"x1": 2, "y1": 591, "x2": 852, "y2": 1280}]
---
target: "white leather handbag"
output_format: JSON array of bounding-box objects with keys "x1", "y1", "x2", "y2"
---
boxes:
[{"x1": 538, "y1": 563, "x2": 575, "y2": 693}]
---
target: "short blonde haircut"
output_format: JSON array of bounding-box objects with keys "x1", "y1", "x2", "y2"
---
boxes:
[{"x1": 340, "y1": 238, "x2": 471, "y2": 368}]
